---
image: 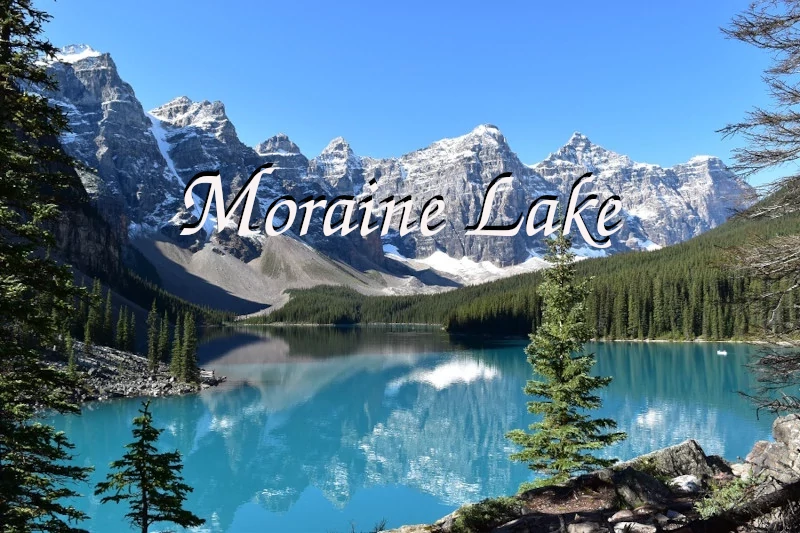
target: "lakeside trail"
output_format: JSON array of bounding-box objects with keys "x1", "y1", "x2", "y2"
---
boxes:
[{"x1": 50, "y1": 341, "x2": 225, "y2": 403}]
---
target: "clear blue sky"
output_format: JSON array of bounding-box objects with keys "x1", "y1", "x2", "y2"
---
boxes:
[{"x1": 39, "y1": 0, "x2": 784, "y2": 185}]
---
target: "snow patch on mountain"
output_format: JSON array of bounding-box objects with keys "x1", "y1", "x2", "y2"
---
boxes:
[
  {"x1": 572, "y1": 245, "x2": 608, "y2": 258},
  {"x1": 385, "y1": 248, "x2": 549, "y2": 286},
  {"x1": 148, "y1": 114, "x2": 216, "y2": 237},
  {"x1": 54, "y1": 44, "x2": 101, "y2": 64},
  {"x1": 150, "y1": 97, "x2": 235, "y2": 141}
]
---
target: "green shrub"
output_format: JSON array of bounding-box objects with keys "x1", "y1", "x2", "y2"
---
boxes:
[
  {"x1": 451, "y1": 496, "x2": 524, "y2": 533},
  {"x1": 695, "y1": 476, "x2": 761, "y2": 519}
]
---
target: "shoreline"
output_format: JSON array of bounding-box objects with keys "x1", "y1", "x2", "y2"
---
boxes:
[
  {"x1": 227, "y1": 321, "x2": 443, "y2": 328},
  {"x1": 220, "y1": 322, "x2": 789, "y2": 345},
  {"x1": 53, "y1": 341, "x2": 225, "y2": 404}
]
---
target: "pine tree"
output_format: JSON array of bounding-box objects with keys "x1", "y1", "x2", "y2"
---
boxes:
[
  {"x1": 506, "y1": 231, "x2": 626, "y2": 490},
  {"x1": 50, "y1": 308, "x2": 64, "y2": 353},
  {"x1": 95, "y1": 401, "x2": 205, "y2": 533},
  {"x1": 116, "y1": 306, "x2": 127, "y2": 350},
  {"x1": 83, "y1": 309, "x2": 95, "y2": 355},
  {"x1": 182, "y1": 312, "x2": 199, "y2": 383},
  {"x1": 103, "y1": 288, "x2": 113, "y2": 346},
  {"x1": 146, "y1": 300, "x2": 159, "y2": 371},
  {"x1": 128, "y1": 313, "x2": 137, "y2": 353},
  {"x1": 170, "y1": 314, "x2": 183, "y2": 379},
  {"x1": 158, "y1": 311, "x2": 170, "y2": 363},
  {"x1": 83, "y1": 280, "x2": 103, "y2": 351},
  {"x1": 0, "y1": 2, "x2": 92, "y2": 529},
  {"x1": 66, "y1": 333, "x2": 77, "y2": 377},
  {"x1": 74, "y1": 296, "x2": 87, "y2": 339}
]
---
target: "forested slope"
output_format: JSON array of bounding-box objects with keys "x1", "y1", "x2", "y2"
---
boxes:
[{"x1": 249, "y1": 206, "x2": 800, "y2": 339}]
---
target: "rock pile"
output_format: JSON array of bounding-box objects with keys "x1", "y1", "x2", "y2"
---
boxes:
[{"x1": 52, "y1": 341, "x2": 224, "y2": 403}]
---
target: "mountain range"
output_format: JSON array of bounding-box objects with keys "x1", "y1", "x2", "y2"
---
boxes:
[{"x1": 43, "y1": 44, "x2": 756, "y2": 313}]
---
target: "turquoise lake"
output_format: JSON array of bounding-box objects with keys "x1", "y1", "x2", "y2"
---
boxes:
[{"x1": 49, "y1": 327, "x2": 774, "y2": 533}]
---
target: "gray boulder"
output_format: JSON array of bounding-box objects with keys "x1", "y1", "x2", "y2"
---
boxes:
[
  {"x1": 609, "y1": 467, "x2": 671, "y2": 509},
  {"x1": 745, "y1": 414, "x2": 800, "y2": 484},
  {"x1": 617, "y1": 439, "x2": 726, "y2": 480}
]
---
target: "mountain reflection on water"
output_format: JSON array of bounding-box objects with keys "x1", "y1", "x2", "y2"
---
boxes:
[{"x1": 52, "y1": 327, "x2": 773, "y2": 533}]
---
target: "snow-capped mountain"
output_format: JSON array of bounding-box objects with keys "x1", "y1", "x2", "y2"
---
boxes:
[
  {"x1": 533, "y1": 132, "x2": 752, "y2": 248},
  {"x1": 41, "y1": 45, "x2": 756, "y2": 309}
]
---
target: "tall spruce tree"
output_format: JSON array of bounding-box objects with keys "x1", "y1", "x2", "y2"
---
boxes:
[
  {"x1": 115, "y1": 306, "x2": 127, "y2": 350},
  {"x1": 181, "y1": 312, "x2": 199, "y2": 383},
  {"x1": 128, "y1": 313, "x2": 137, "y2": 353},
  {"x1": 506, "y1": 231, "x2": 626, "y2": 489},
  {"x1": 95, "y1": 401, "x2": 205, "y2": 533},
  {"x1": 169, "y1": 314, "x2": 183, "y2": 379},
  {"x1": 146, "y1": 300, "x2": 158, "y2": 371},
  {"x1": 0, "y1": 1, "x2": 93, "y2": 529},
  {"x1": 85, "y1": 279, "x2": 102, "y2": 342},
  {"x1": 83, "y1": 291, "x2": 99, "y2": 354},
  {"x1": 66, "y1": 332, "x2": 76, "y2": 377},
  {"x1": 158, "y1": 310, "x2": 169, "y2": 363},
  {"x1": 102, "y1": 288, "x2": 113, "y2": 346}
]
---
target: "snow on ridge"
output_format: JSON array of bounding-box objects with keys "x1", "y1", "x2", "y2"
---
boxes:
[
  {"x1": 686, "y1": 155, "x2": 718, "y2": 164},
  {"x1": 147, "y1": 114, "x2": 217, "y2": 239},
  {"x1": 426, "y1": 124, "x2": 506, "y2": 154},
  {"x1": 321, "y1": 137, "x2": 351, "y2": 153},
  {"x1": 628, "y1": 205, "x2": 658, "y2": 221},
  {"x1": 383, "y1": 248, "x2": 549, "y2": 286},
  {"x1": 55, "y1": 44, "x2": 101, "y2": 64},
  {"x1": 571, "y1": 245, "x2": 607, "y2": 258},
  {"x1": 149, "y1": 97, "x2": 231, "y2": 140},
  {"x1": 420, "y1": 251, "x2": 503, "y2": 277},
  {"x1": 147, "y1": 115, "x2": 181, "y2": 183},
  {"x1": 640, "y1": 240, "x2": 662, "y2": 251}
]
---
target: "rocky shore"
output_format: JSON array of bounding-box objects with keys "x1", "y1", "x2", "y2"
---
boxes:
[
  {"x1": 389, "y1": 414, "x2": 800, "y2": 533},
  {"x1": 53, "y1": 341, "x2": 225, "y2": 403}
]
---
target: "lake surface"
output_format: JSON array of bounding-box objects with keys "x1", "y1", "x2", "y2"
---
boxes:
[{"x1": 50, "y1": 327, "x2": 774, "y2": 533}]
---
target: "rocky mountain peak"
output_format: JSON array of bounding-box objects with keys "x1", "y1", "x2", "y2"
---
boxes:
[
  {"x1": 150, "y1": 96, "x2": 225, "y2": 125},
  {"x1": 543, "y1": 132, "x2": 631, "y2": 170},
  {"x1": 566, "y1": 131, "x2": 591, "y2": 147},
  {"x1": 311, "y1": 137, "x2": 362, "y2": 194},
  {"x1": 149, "y1": 96, "x2": 193, "y2": 121},
  {"x1": 256, "y1": 133, "x2": 301, "y2": 156},
  {"x1": 320, "y1": 136, "x2": 354, "y2": 156},
  {"x1": 456, "y1": 123, "x2": 508, "y2": 148},
  {"x1": 53, "y1": 44, "x2": 102, "y2": 64},
  {"x1": 684, "y1": 155, "x2": 725, "y2": 168},
  {"x1": 469, "y1": 123, "x2": 504, "y2": 139},
  {"x1": 162, "y1": 95, "x2": 193, "y2": 108},
  {"x1": 418, "y1": 124, "x2": 513, "y2": 163},
  {"x1": 150, "y1": 97, "x2": 237, "y2": 143}
]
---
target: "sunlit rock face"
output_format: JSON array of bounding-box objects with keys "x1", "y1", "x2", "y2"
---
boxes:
[
  {"x1": 45, "y1": 49, "x2": 186, "y2": 230},
  {"x1": 533, "y1": 134, "x2": 755, "y2": 248}
]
